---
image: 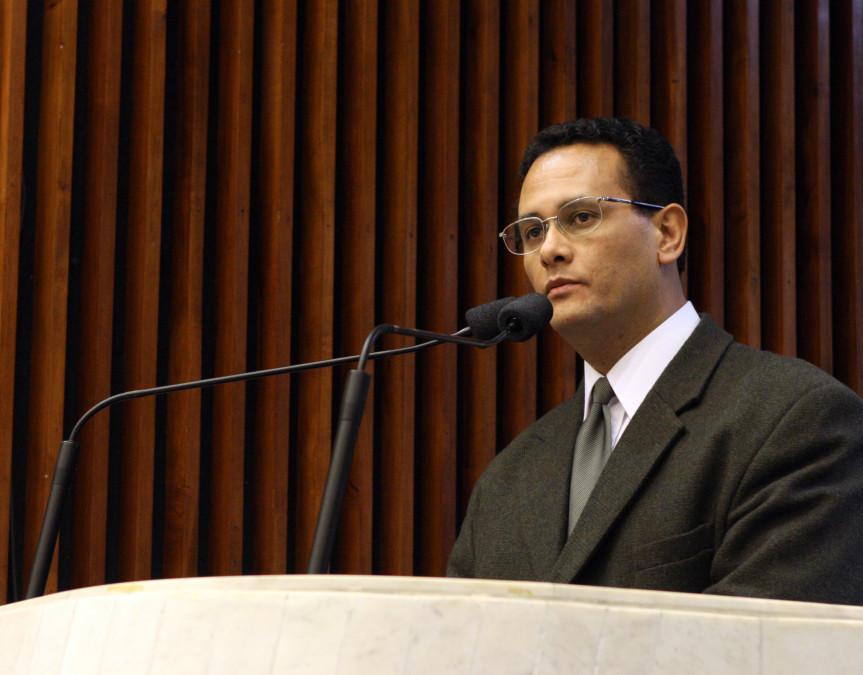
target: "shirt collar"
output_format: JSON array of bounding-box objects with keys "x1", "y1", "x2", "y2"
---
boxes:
[{"x1": 583, "y1": 301, "x2": 700, "y2": 418}]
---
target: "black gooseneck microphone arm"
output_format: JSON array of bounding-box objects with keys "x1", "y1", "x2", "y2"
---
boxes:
[
  {"x1": 306, "y1": 291, "x2": 554, "y2": 573},
  {"x1": 23, "y1": 297, "x2": 516, "y2": 600}
]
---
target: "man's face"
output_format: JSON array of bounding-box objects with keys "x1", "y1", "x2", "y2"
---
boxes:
[{"x1": 519, "y1": 143, "x2": 665, "y2": 348}]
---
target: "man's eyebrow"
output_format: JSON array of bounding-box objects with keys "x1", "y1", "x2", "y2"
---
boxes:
[{"x1": 517, "y1": 195, "x2": 589, "y2": 218}]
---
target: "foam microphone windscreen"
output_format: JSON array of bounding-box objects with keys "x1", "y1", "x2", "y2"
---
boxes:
[
  {"x1": 465, "y1": 296, "x2": 515, "y2": 340},
  {"x1": 497, "y1": 292, "x2": 553, "y2": 342}
]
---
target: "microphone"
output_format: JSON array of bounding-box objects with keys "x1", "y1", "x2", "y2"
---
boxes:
[
  {"x1": 24, "y1": 295, "x2": 531, "y2": 599},
  {"x1": 465, "y1": 296, "x2": 515, "y2": 340},
  {"x1": 497, "y1": 292, "x2": 553, "y2": 341},
  {"x1": 306, "y1": 292, "x2": 554, "y2": 574}
]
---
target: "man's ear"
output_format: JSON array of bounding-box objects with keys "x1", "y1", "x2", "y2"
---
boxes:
[{"x1": 656, "y1": 203, "x2": 687, "y2": 267}]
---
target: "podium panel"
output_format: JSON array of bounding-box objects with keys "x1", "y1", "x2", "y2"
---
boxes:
[{"x1": 2, "y1": 575, "x2": 863, "y2": 673}]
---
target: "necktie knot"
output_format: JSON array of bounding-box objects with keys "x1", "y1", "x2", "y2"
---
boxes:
[{"x1": 591, "y1": 377, "x2": 614, "y2": 406}]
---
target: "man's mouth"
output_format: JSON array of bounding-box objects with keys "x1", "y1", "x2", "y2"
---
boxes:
[{"x1": 545, "y1": 279, "x2": 580, "y2": 298}]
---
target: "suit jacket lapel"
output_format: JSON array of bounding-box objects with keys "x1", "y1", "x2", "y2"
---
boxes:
[
  {"x1": 547, "y1": 315, "x2": 733, "y2": 583},
  {"x1": 517, "y1": 388, "x2": 584, "y2": 578}
]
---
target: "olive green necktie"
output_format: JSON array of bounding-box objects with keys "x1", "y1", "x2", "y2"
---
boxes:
[{"x1": 568, "y1": 377, "x2": 615, "y2": 532}]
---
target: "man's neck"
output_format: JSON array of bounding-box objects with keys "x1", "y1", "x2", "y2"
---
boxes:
[{"x1": 573, "y1": 297, "x2": 688, "y2": 374}]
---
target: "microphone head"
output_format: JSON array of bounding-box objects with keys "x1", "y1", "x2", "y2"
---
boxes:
[
  {"x1": 497, "y1": 293, "x2": 553, "y2": 342},
  {"x1": 465, "y1": 296, "x2": 515, "y2": 340}
]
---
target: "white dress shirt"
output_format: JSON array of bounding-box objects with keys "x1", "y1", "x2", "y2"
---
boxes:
[{"x1": 582, "y1": 301, "x2": 700, "y2": 449}]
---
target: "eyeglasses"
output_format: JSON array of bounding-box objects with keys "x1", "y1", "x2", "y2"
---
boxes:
[{"x1": 499, "y1": 196, "x2": 665, "y2": 255}]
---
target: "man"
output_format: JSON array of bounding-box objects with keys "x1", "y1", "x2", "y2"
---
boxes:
[{"x1": 448, "y1": 118, "x2": 863, "y2": 605}]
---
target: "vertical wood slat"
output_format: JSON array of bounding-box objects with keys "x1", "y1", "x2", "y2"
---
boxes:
[
  {"x1": 686, "y1": 0, "x2": 724, "y2": 321},
  {"x1": 415, "y1": 0, "x2": 460, "y2": 577},
  {"x1": 795, "y1": 0, "x2": 833, "y2": 371},
  {"x1": 69, "y1": 0, "x2": 124, "y2": 589},
  {"x1": 249, "y1": 0, "x2": 295, "y2": 575},
  {"x1": 578, "y1": 0, "x2": 614, "y2": 117},
  {"x1": 116, "y1": 0, "x2": 167, "y2": 582},
  {"x1": 332, "y1": 0, "x2": 376, "y2": 575},
  {"x1": 830, "y1": 0, "x2": 863, "y2": 391},
  {"x1": 376, "y1": 0, "x2": 419, "y2": 576},
  {"x1": 23, "y1": 0, "x2": 79, "y2": 596},
  {"x1": 0, "y1": 0, "x2": 27, "y2": 604},
  {"x1": 293, "y1": 0, "x2": 338, "y2": 572},
  {"x1": 723, "y1": 0, "x2": 761, "y2": 347},
  {"x1": 6, "y1": 0, "x2": 863, "y2": 601},
  {"x1": 615, "y1": 0, "x2": 651, "y2": 123},
  {"x1": 162, "y1": 0, "x2": 210, "y2": 580},
  {"x1": 498, "y1": 0, "x2": 540, "y2": 447},
  {"x1": 208, "y1": 0, "x2": 254, "y2": 576},
  {"x1": 760, "y1": 0, "x2": 796, "y2": 356},
  {"x1": 651, "y1": 0, "x2": 688, "y2": 180},
  {"x1": 537, "y1": 0, "x2": 578, "y2": 416},
  {"x1": 457, "y1": 0, "x2": 500, "y2": 519}
]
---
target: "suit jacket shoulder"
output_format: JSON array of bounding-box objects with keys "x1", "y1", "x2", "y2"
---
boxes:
[{"x1": 449, "y1": 314, "x2": 863, "y2": 605}]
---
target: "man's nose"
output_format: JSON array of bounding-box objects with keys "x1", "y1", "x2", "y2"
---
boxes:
[{"x1": 538, "y1": 218, "x2": 572, "y2": 264}]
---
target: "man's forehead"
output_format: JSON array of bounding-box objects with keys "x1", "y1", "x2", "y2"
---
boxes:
[{"x1": 517, "y1": 143, "x2": 626, "y2": 211}]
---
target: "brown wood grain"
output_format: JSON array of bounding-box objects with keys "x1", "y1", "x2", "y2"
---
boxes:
[
  {"x1": 795, "y1": 0, "x2": 833, "y2": 372},
  {"x1": 685, "y1": 0, "x2": 725, "y2": 322},
  {"x1": 414, "y1": 0, "x2": 460, "y2": 577},
  {"x1": 247, "y1": 0, "x2": 296, "y2": 576},
  {"x1": 760, "y1": 0, "x2": 796, "y2": 356},
  {"x1": 0, "y1": 0, "x2": 27, "y2": 603},
  {"x1": 498, "y1": 0, "x2": 539, "y2": 446},
  {"x1": 5, "y1": 0, "x2": 863, "y2": 601},
  {"x1": 723, "y1": 0, "x2": 761, "y2": 348},
  {"x1": 829, "y1": 0, "x2": 863, "y2": 390},
  {"x1": 162, "y1": 0, "x2": 211, "y2": 580},
  {"x1": 23, "y1": 0, "x2": 79, "y2": 596},
  {"x1": 615, "y1": 0, "x2": 651, "y2": 123},
  {"x1": 331, "y1": 0, "x2": 377, "y2": 575},
  {"x1": 69, "y1": 0, "x2": 123, "y2": 590},
  {"x1": 208, "y1": 0, "x2": 254, "y2": 576},
  {"x1": 116, "y1": 0, "x2": 167, "y2": 583},
  {"x1": 457, "y1": 0, "x2": 500, "y2": 520},
  {"x1": 578, "y1": 0, "x2": 614, "y2": 117},
  {"x1": 376, "y1": 0, "x2": 420, "y2": 576},
  {"x1": 538, "y1": 0, "x2": 578, "y2": 414},
  {"x1": 293, "y1": 0, "x2": 338, "y2": 572},
  {"x1": 651, "y1": 0, "x2": 687, "y2": 178}
]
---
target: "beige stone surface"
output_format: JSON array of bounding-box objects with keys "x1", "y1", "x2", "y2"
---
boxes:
[{"x1": 2, "y1": 575, "x2": 863, "y2": 673}]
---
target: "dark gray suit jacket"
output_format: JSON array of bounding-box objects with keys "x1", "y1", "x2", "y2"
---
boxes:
[{"x1": 448, "y1": 316, "x2": 863, "y2": 605}]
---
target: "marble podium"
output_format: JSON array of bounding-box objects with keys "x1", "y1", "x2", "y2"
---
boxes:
[{"x1": 3, "y1": 575, "x2": 863, "y2": 673}]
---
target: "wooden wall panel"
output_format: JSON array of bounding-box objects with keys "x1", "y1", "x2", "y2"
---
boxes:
[
  {"x1": 414, "y1": 0, "x2": 460, "y2": 577},
  {"x1": 760, "y1": 0, "x2": 796, "y2": 355},
  {"x1": 69, "y1": 0, "x2": 123, "y2": 589},
  {"x1": 498, "y1": 0, "x2": 539, "y2": 448},
  {"x1": 0, "y1": 0, "x2": 27, "y2": 604},
  {"x1": 4, "y1": 0, "x2": 862, "y2": 600},
  {"x1": 115, "y1": 0, "x2": 166, "y2": 583},
  {"x1": 795, "y1": 0, "x2": 834, "y2": 371},
  {"x1": 249, "y1": 0, "x2": 295, "y2": 575},
  {"x1": 830, "y1": 0, "x2": 863, "y2": 391},
  {"x1": 686, "y1": 0, "x2": 725, "y2": 321},
  {"x1": 537, "y1": 0, "x2": 578, "y2": 417},
  {"x1": 457, "y1": 0, "x2": 500, "y2": 519},
  {"x1": 162, "y1": 0, "x2": 210, "y2": 581},
  {"x1": 207, "y1": 0, "x2": 254, "y2": 577},
  {"x1": 376, "y1": 0, "x2": 419, "y2": 576},
  {"x1": 23, "y1": 0, "x2": 79, "y2": 596},
  {"x1": 723, "y1": 0, "x2": 761, "y2": 347},
  {"x1": 292, "y1": 0, "x2": 338, "y2": 572},
  {"x1": 331, "y1": 0, "x2": 376, "y2": 575}
]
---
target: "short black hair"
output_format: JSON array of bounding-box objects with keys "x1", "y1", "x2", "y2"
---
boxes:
[{"x1": 519, "y1": 118, "x2": 686, "y2": 272}]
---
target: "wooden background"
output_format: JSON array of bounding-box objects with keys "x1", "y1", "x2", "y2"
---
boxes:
[{"x1": 0, "y1": 0, "x2": 860, "y2": 602}]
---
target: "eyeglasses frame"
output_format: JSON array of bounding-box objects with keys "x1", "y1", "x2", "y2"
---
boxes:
[{"x1": 499, "y1": 196, "x2": 666, "y2": 255}]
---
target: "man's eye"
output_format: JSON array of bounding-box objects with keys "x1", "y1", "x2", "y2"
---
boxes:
[{"x1": 524, "y1": 225, "x2": 544, "y2": 241}]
